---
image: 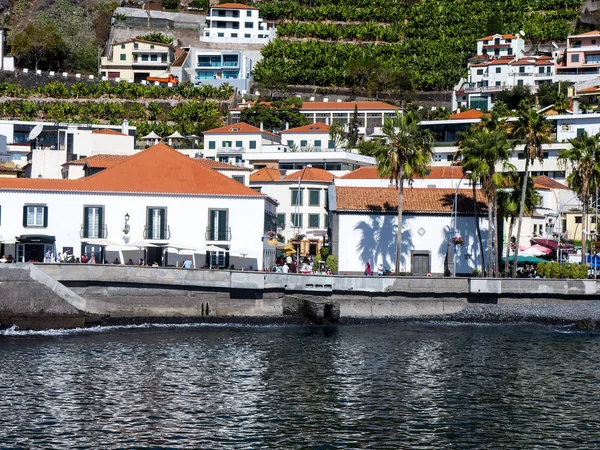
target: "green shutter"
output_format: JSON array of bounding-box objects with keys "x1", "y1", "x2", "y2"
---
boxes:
[
  {"x1": 159, "y1": 209, "x2": 166, "y2": 239},
  {"x1": 43, "y1": 206, "x2": 48, "y2": 228},
  {"x1": 83, "y1": 207, "x2": 90, "y2": 238},
  {"x1": 98, "y1": 207, "x2": 104, "y2": 238},
  {"x1": 147, "y1": 208, "x2": 153, "y2": 239},
  {"x1": 23, "y1": 206, "x2": 28, "y2": 227},
  {"x1": 218, "y1": 211, "x2": 227, "y2": 240}
]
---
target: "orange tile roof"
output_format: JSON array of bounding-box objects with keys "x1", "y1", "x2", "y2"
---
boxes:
[
  {"x1": 335, "y1": 187, "x2": 487, "y2": 213},
  {"x1": 571, "y1": 30, "x2": 600, "y2": 38},
  {"x1": 341, "y1": 166, "x2": 465, "y2": 179},
  {"x1": 488, "y1": 59, "x2": 513, "y2": 66},
  {"x1": 281, "y1": 122, "x2": 330, "y2": 133},
  {"x1": 477, "y1": 34, "x2": 518, "y2": 41},
  {"x1": 62, "y1": 154, "x2": 129, "y2": 168},
  {"x1": 0, "y1": 143, "x2": 265, "y2": 197},
  {"x1": 533, "y1": 175, "x2": 568, "y2": 190},
  {"x1": 450, "y1": 110, "x2": 485, "y2": 120},
  {"x1": 212, "y1": 2, "x2": 257, "y2": 9},
  {"x1": 284, "y1": 167, "x2": 336, "y2": 182},
  {"x1": 203, "y1": 122, "x2": 264, "y2": 134},
  {"x1": 92, "y1": 128, "x2": 127, "y2": 136},
  {"x1": 250, "y1": 167, "x2": 283, "y2": 182},
  {"x1": 578, "y1": 86, "x2": 600, "y2": 93},
  {"x1": 195, "y1": 158, "x2": 252, "y2": 171}
]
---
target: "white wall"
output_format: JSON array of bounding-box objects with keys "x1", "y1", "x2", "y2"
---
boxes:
[
  {"x1": 337, "y1": 213, "x2": 489, "y2": 275},
  {"x1": 280, "y1": 131, "x2": 331, "y2": 150},
  {"x1": 89, "y1": 133, "x2": 135, "y2": 156}
]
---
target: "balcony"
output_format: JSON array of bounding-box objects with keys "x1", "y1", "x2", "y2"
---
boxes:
[
  {"x1": 132, "y1": 48, "x2": 169, "y2": 54},
  {"x1": 132, "y1": 60, "x2": 168, "y2": 67},
  {"x1": 143, "y1": 225, "x2": 171, "y2": 240},
  {"x1": 80, "y1": 225, "x2": 108, "y2": 239},
  {"x1": 217, "y1": 146, "x2": 244, "y2": 154},
  {"x1": 206, "y1": 227, "x2": 231, "y2": 242},
  {"x1": 463, "y1": 84, "x2": 504, "y2": 93}
]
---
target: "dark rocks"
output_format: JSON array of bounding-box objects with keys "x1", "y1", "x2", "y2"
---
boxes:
[{"x1": 576, "y1": 318, "x2": 598, "y2": 330}]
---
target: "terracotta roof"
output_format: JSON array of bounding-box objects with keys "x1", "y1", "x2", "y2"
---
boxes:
[
  {"x1": 211, "y1": 2, "x2": 257, "y2": 9},
  {"x1": 233, "y1": 101, "x2": 398, "y2": 112},
  {"x1": 335, "y1": 187, "x2": 487, "y2": 213},
  {"x1": 571, "y1": 30, "x2": 600, "y2": 38},
  {"x1": 488, "y1": 58, "x2": 513, "y2": 66},
  {"x1": 533, "y1": 175, "x2": 568, "y2": 190},
  {"x1": 281, "y1": 122, "x2": 329, "y2": 133},
  {"x1": 203, "y1": 122, "x2": 278, "y2": 138},
  {"x1": 62, "y1": 154, "x2": 129, "y2": 168},
  {"x1": 477, "y1": 34, "x2": 518, "y2": 41},
  {"x1": 195, "y1": 158, "x2": 252, "y2": 171},
  {"x1": 0, "y1": 143, "x2": 264, "y2": 197},
  {"x1": 250, "y1": 167, "x2": 283, "y2": 182},
  {"x1": 92, "y1": 128, "x2": 127, "y2": 136},
  {"x1": 341, "y1": 166, "x2": 465, "y2": 180},
  {"x1": 284, "y1": 167, "x2": 336, "y2": 182},
  {"x1": 578, "y1": 86, "x2": 600, "y2": 94},
  {"x1": 450, "y1": 110, "x2": 485, "y2": 120}
]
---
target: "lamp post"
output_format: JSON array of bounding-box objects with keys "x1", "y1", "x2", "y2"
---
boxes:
[
  {"x1": 452, "y1": 170, "x2": 471, "y2": 277},
  {"x1": 295, "y1": 166, "x2": 309, "y2": 270}
]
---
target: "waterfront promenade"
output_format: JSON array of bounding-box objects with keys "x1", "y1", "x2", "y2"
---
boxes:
[{"x1": 1, "y1": 263, "x2": 600, "y2": 329}]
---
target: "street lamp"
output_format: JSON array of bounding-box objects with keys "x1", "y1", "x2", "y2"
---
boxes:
[
  {"x1": 452, "y1": 170, "x2": 472, "y2": 277},
  {"x1": 295, "y1": 165, "x2": 309, "y2": 269}
]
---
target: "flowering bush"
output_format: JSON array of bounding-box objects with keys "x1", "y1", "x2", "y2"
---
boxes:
[
  {"x1": 452, "y1": 236, "x2": 465, "y2": 246},
  {"x1": 293, "y1": 233, "x2": 306, "y2": 241},
  {"x1": 266, "y1": 230, "x2": 277, "y2": 238}
]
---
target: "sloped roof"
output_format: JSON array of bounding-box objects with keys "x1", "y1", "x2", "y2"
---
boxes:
[
  {"x1": 450, "y1": 109, "x2": 486, "y2": 120},
  {"x1": 341, "y1": 166, "x2": 464, "y2": 180},
  {"x1": 62, "y1": 154, "x2": 129, "y2": 168},
  {"x1": 250, "y1": 167, "x2": 282, "y2": 182},
  {"x1": 195, "y1": 158, "x2": 252, "y2": 171},
  {"x1": 533, "y1": 175, "x2": 569, "y2": 190},
  {"x1": 203, "y1": 122, "x2": 277, "y2": 137},
  {"x1": 92, "y1": 128, "x2": 128, "y2": 136},
  {"x1": 281, "y1": 122, "x2": 330, "y2": 133},
  {"x1": 477, "y1": 34, "x2": 518, "y2": 41},
  {"x1": 232, "y1": 101, "x2": 398, "y2": 112},
  {"x1": 335, "y1": 187, "x2": 486, "y2": 213},
  {"x1": 212, "y1": 2, "x2": 257, "y2": 10},
  {"x1": 570, "y1": 30, "x2": 600, "y2": 38},
  {"x1": 0, "y1": 143, "x2": 264, "y2": 197},
  {"x1": 284, "y1": 167, "x2": 336, "y2": 182}
]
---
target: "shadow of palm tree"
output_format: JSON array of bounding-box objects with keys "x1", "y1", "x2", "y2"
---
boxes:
[{"x1": 354, "y1": 215, "x2": 414, "y2": 270}]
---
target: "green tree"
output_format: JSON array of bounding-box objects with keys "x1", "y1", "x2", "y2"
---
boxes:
[
  {"x1": 137, "y1": 32, "x2": 175, "y2": 44},
  {"x1": 559, "y1": 130, "x2": 600, "y2": 264},
  {"x1": 509, "y1": 103, "x2": 553, "y2": 277},
  {"x1": 240, "y1": 99, "x2": 308, "y2": 132},
  {"x1": 379, "y1": 111, "x2": 432, "y2": 275},
  {"x1": 10, "y1": 23, "x2": 67, "y2": 70},
  {"x1": 496, "y1": 85, "x2": 535, "y2": 111},
  {"x1": 328, "y1": 121, "x2": 346, "y2": 149},
  {"x1": 348, "y1": 105, "x2": 360, "y2": 148}
]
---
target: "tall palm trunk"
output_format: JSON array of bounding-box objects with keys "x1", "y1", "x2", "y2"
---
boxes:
[
  {"x1": 582, "y1": 191, "x2": 589, "y2": 265},
  {"x1": 395, "y1": 175, "x2": 405, "y2": 276},
  {"x1": 487, "y1": 195, "x2": 493, "y2": 277},
  {"x1": 505, "y1": 217, "x2": 515, "y2": 277},
  {"x1": 473, "y1": 183, "x2": 486, "y2": 275},
  {"x1": 512, "y1": 160, "x2": 530, "y2": 277},
  {"x1": 493, "y1": 193, "x2": 500, "y2": 278}
]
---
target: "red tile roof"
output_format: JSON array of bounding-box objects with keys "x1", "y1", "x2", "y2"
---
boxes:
[
  {"x1": 195, "y1": 158, "x2": 251, "y2": 171},
  {"x1": 92, "y1": 128, "x2": 127, "y2": 136},
  {"x1": 281, "y1": 122, "x2": 329, "y2": 133},
  {"x1": 250, "y1": 167, "x2": 283, "y2": 182},
  {"x1": 571, "y1": 30, "x2": 600, "y2": 38},
  {"x1": 335, "y1": 187, "x2": 487, "y2": 213},
  {"x1": 533, "y1": 175, "x2": 568, "y2": 190},
  {"x1": 477, "y1": 34, "x2": 518, "y2": 41},
  {"x1": 450, "y1": 110, "x2": 486, "y2": 120},
  {"x1": 578, "y1": 86, "x2": 600, "y2": 94},
  {"x1": 212, "y1": 2, "x2": 257, "y2": 10},
  {"x1": 341, "y1": 166, "x2": 465, "y2": 179},
  {"x1": 0, "y1": 143, "x2": 264, "y2": 197},
  {"x1": 63, "y1": 154, "x2": 128, "y2": 168},
  {"x1": 284, "y1": 167, "x2": 336, "y2": 182},
  {"x1": 203, "y1": 122, "x2": 264, "y2": 134}
]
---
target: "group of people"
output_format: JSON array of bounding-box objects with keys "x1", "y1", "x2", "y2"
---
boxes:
[
  {"x1": 0, "y1": 255, "x2": 13, "y2": 263},
  {"x1": 364, "y1": 262, "x2": 387, "y2": 276}
]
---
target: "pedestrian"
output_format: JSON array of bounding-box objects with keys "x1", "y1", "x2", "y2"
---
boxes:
[
  {"x1": 364, "y1": 262, "x2": 372, "y2": 276},
  {"x1": 0, "y1": 255, "x2": 6, "y2": 264},
  {"x1": 182, "y1": 257, "x2": 193, "y2": 269},
  {"x1": 45, "y1": 249, "x2": 52, "y2": 263},
  {"x1": 377, "y1": 264, "x2": 383, "y2": 276}
]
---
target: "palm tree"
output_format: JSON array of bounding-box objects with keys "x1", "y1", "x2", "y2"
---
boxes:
[
  {"x1": 559, "y1": 130, "x2": 600, "y2": 264},
  {"x1": 509, "y1": 102, "x2": 553, "y2": 277},
  {"x1": 379, "y1": 111, "x2": 432, "y2": 275},
  {"x1": 458, "y1": 127, "x2": 514, "y2": 276}
]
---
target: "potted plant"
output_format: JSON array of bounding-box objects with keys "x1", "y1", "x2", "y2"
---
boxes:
[
  {"x1": 293, "y1": 233, "x2": 306, "y2": 241},
  {"x1": 451, "y1": 236, "x2": 465, "y2": 246}
]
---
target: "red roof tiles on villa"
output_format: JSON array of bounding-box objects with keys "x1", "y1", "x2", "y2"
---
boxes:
[
  {"x1": 450, "y1": 110, "x2": 486, "y2": 120},
  {"x1": 283, "y1": 167, "x2": 336, "y2": 182},
  {"x1": 477, "y1": 34, "x2": 517, "y2": 41},
  {"x1": 250, "y1": 167, "x2": 283, "y2": 182},
  {"x1": 533, "y1": 175, "x2": 569, "y2": 190},
  {"x1": 91, "y1": 128, "x2": 127, "y2": 136},
  {"x1": 341, "y1": 166, "x2": 465, "y2": 180},
  {"x1": 281, "y1": 123, "x2": 330, "y2": 133},
  {"x1": 212, "y1": 2, "x2": 257, "y2": 9},
  {"x1": 233, "y1": 101, "x2": 398, "y2": 112},
  {"x1": 62, "y1": 154, "x2": 129, "y2": 168},
  {"x1": 195, "y1": 158, "x2": 252, "y2": 171}
]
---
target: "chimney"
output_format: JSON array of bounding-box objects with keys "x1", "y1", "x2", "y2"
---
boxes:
[
  {"x1": 260, "y1": 122, "x2": 264, "y2": 131},
  {"x1": 285, "y1": 122, "x2": 289, "y2": 130},
  {"x1": 323, "y1": 97, "x2": 328, "y2": 102},
  {"x1": 121, "y1": 119, "x2": 129, "y2": 135}
]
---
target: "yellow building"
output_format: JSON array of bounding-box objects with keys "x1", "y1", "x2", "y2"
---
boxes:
[{"x1": 100, "y1": 38, "x2": 175, "y2": 83}]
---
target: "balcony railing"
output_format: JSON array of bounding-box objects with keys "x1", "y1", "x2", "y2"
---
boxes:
[
  {"x1": 80, "y1": 225, "x2": 108, "y2": 239},
  {"x1": 143, "y1": 225, "x2": 171, "y2": 240},
  {"x1": 132, "y1": 60, "x2": 168, "y2": 66},
  {"x1": 217, "y1": 146, "x2": 245, "y2": 154},
  {"x1": 206, "y1": 227, "x2": 231, "y2": 241}
]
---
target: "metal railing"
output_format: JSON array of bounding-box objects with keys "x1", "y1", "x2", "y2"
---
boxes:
[
  {"x1": 205, "y1": 227, "x2": 231, "y2": 241},
  {"x1": 143, "y1": 225, "x2": 171, "y2": 240},
  {"x1": 80, "y1": 224, "x2": 108, "y2": 239}
]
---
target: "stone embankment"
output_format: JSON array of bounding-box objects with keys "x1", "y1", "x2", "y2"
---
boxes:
[{"x1": 1, "y1": 263, "x2": 600, "y2": 329}]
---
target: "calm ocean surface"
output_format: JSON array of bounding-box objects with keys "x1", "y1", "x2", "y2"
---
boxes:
[{"x1": 1, "y1": 322, "x2": 599, "y2": 449}]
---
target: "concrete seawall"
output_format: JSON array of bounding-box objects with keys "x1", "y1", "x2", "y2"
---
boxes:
[{"x1": 1, "y1": 264, "x2": 600, "y2": 329}]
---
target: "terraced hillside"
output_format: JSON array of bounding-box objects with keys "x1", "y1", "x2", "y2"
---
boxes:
[{"x1": 252, "y1": 0, "x2": 586, "y2": 92}]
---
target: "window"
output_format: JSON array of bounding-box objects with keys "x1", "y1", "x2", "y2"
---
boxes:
[
  {"x1": 141, "y1": 55, "x2": 148, "y2": 62},
  {"x1": 309, "y1": 214, "x2": 320, "y2": 228},
  {"x1": 496, "y1": 67, "x2": 501, "y2": 73},
  {"x1": 276, "y1": 213, "x2": 286, "y2": 228},
  {"x1": 287, "y1": 140, "x2": 294, "y2": 147},
  {"x1": 245, "y1": 22, "x2": 253, "y2": 28},
  {"x1": 585, "y1": 54, "x2": 600, "y2": 64},
  {"x1": 247, "y1": 10, "x2": 251, "y2": 16},
  {"x1": 309, "y1": 189, "x2": 320, "y2": 206},
  {"x1": 208, "y1": 209, "x2": 229, "y2": 240},
  {"x1": 235, "y1": 140, "x2": 243, "y2": 147},
  {"x1": 476, "y1": 69, "x2": 484, "y2": 75},
  {"x1": 249, "y1": 140, "x2": 256, "y2": 149},
  {"x1": 539, "y1": 67, "x2": 545, "y2": 73},
  {"x1": 147, "y1": 207, "x2": 167, "y2": 240},
  {"x1": 291, "y1": 188, "x2": 303, "y2": 206},
  {"x1": 575, "y1": 216, "x2": 582, "y2": 224},
  {"x1": 218, "y1": 33, "x2": 224, "y2": 37},
  {"x1": 232, "y1": 175, "x2": 245, "y2": 184},
  {"x1": 231, "y1": 33, "x2": 238, "y2": 38},
  {"x1": 291, "y1": 213, "x2": 303, "y2": 228},
  {"x1": 244, "y1": 33, "x2": 251, "y2": 38},
  {"x1": 508, "y1": 48, "x2": 513, "y2": 55},
  {"x1": 121, "y1": 44, "x2": 125, "y2": 49},
  {"x1": 209, "y1": 141, "x2": 216, "y2": 149},
  {"x1": 23, "y1": 205, "x2": 47, "y2": 228},
  {"x1": 577, "y1": 128, "x2": 585, "y2": 138},
  {"x1": 120, "y1": 54, "x2": 126, "y2": 61},
  {"x1": 222, "y1": 140, "x2": 232, "y2": 147},
  {"x1": 82, "y1": 206, "x2": 104, "y2": 239},
  {"x1": 324, "y1": 214, "x2": 329, "y2": 228},
  {"x1": 314, "y1": 140, "x2": 321, "y2": 147},
  {"x1": 134, "y1": 43, "x2": 139, "y2": 49},
  {"x1": 495, "y1": 81, "x2": 501, "y2": 86},
  {"x1": 517, "y1": 79, "x2": 524, "y2": 86},
  {"x1": 300, "y1": 140, "x2": 308, "y2": 147},
  {"x1": 219, "y1": 156, "x2": 228, "y2": 163},
  {"x1": 150, "y1": 45, "x2": 154, "y2": 49},
  {"x1": 519, "y1": 66, "x2": 525, "y2": 73},
  {"x1": 150, "y1": 55, "x2": 158, "y2": 62},
  {"x1": 593, "y1": 39, "x2": 597, "y2": 45},
  {"x1": 328, "y1": 140, "x2": 335, "y2": 149},
  {"x1": 571, "y1": 54, "x2": 580, "y2": 63}
]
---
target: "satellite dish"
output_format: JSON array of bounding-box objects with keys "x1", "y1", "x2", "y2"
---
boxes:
[
  {"x1": 28, "y1": 124, "x2": 44, "y2": 141},
  {"x1": 519, "y1": 30, "x2": 525, "y2": 37}
]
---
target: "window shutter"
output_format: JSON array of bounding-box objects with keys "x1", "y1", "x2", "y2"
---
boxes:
[
  {"x1": 83, "y1": 207, "x2": 90, "y2": 238},
  {"x1": 218, "y1": 210, "x2": 227, "y2": 240},
  {"x1": 98, "y1": 208, "x2": 104, "y2": 238},
  {"x1": 210, "y1": 210, "x2": 217, "y2": 240},
  {"x1": 43, "y1": 206, "x2": 48, "y2": 228},
  {"x1": 159, "y1": 209, "x2": 166, "y2": 239},
  {"x1": 147, "y1": 208, "x2": 153, "y2": 239},
  {"x1": 23, "y1": 206, "x2": 28, "y2": 227}
]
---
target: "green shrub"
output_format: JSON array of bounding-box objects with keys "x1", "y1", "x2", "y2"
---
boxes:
[
  {"x1": 549, "y1": 261, "x2": 560, "y2": 279},
  {"x1": 162, "y1": 0, "x2": 179, "y2": 9},
  {"x1": 320, "y1": 246, "x2": 329, "y2": 259},
  {"x1": 313, "y1": 254, "x2": 322, "y2": 272},
  {"x1": 559, "y1": 263, "x2": 571, "y2": 279},
  {"x1": 326, "y1": 255, "x2": 338, "y2": 274},
  {"x1": 536, "y1": 261, "x2": 546, "y2": 278},
  {"x1": 579, "y1": 264, "x2": 589, "y2": 279}
]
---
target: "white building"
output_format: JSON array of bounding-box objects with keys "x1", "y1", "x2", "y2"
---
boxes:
[
  {"x1": 329, "y1": 186, "x2": 489, "y2": 276},
  {"x1": 0, "y1": 143, "x2": 277, "y2": 270},
  {"x1": 250, "y1": 166, "x2": 334, "y2": 255},
  {"x1": 280, "y1": 122, "x2": 332, "y2": 151},
  {"x1": 201, "y1": 3, "x2": 276, "y2": 45}
]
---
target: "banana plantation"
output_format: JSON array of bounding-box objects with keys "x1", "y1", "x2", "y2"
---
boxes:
[{"x1": 253, "y1": 0, "x2": 586, "y2": 91}]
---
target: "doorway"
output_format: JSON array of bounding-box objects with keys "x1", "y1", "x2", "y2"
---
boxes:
[
  {"x1": 411, "y1": 251, "x2": 431, "y2": 276},
  {"x1": 146, "y1": 246, "x2": 163, "y2": 266}
]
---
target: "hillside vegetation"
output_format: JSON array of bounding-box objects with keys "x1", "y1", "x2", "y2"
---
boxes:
[{"x1": 253, "y1": 0, "x2": 586, "y2": 92}]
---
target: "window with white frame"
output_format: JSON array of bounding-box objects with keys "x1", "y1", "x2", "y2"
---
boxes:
[
  {"x1": 83, "y1": 206, "x2": 104, "y2": 239},
  {"x1": 309, "y1": 189, "x2": 320, "y2": 206},
  {"x1": 24, "y1": 205, "x2": 47, "y2": 227},
  {"x1": 291, "y1": 213, "x2": 303, "y2": 227}
]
